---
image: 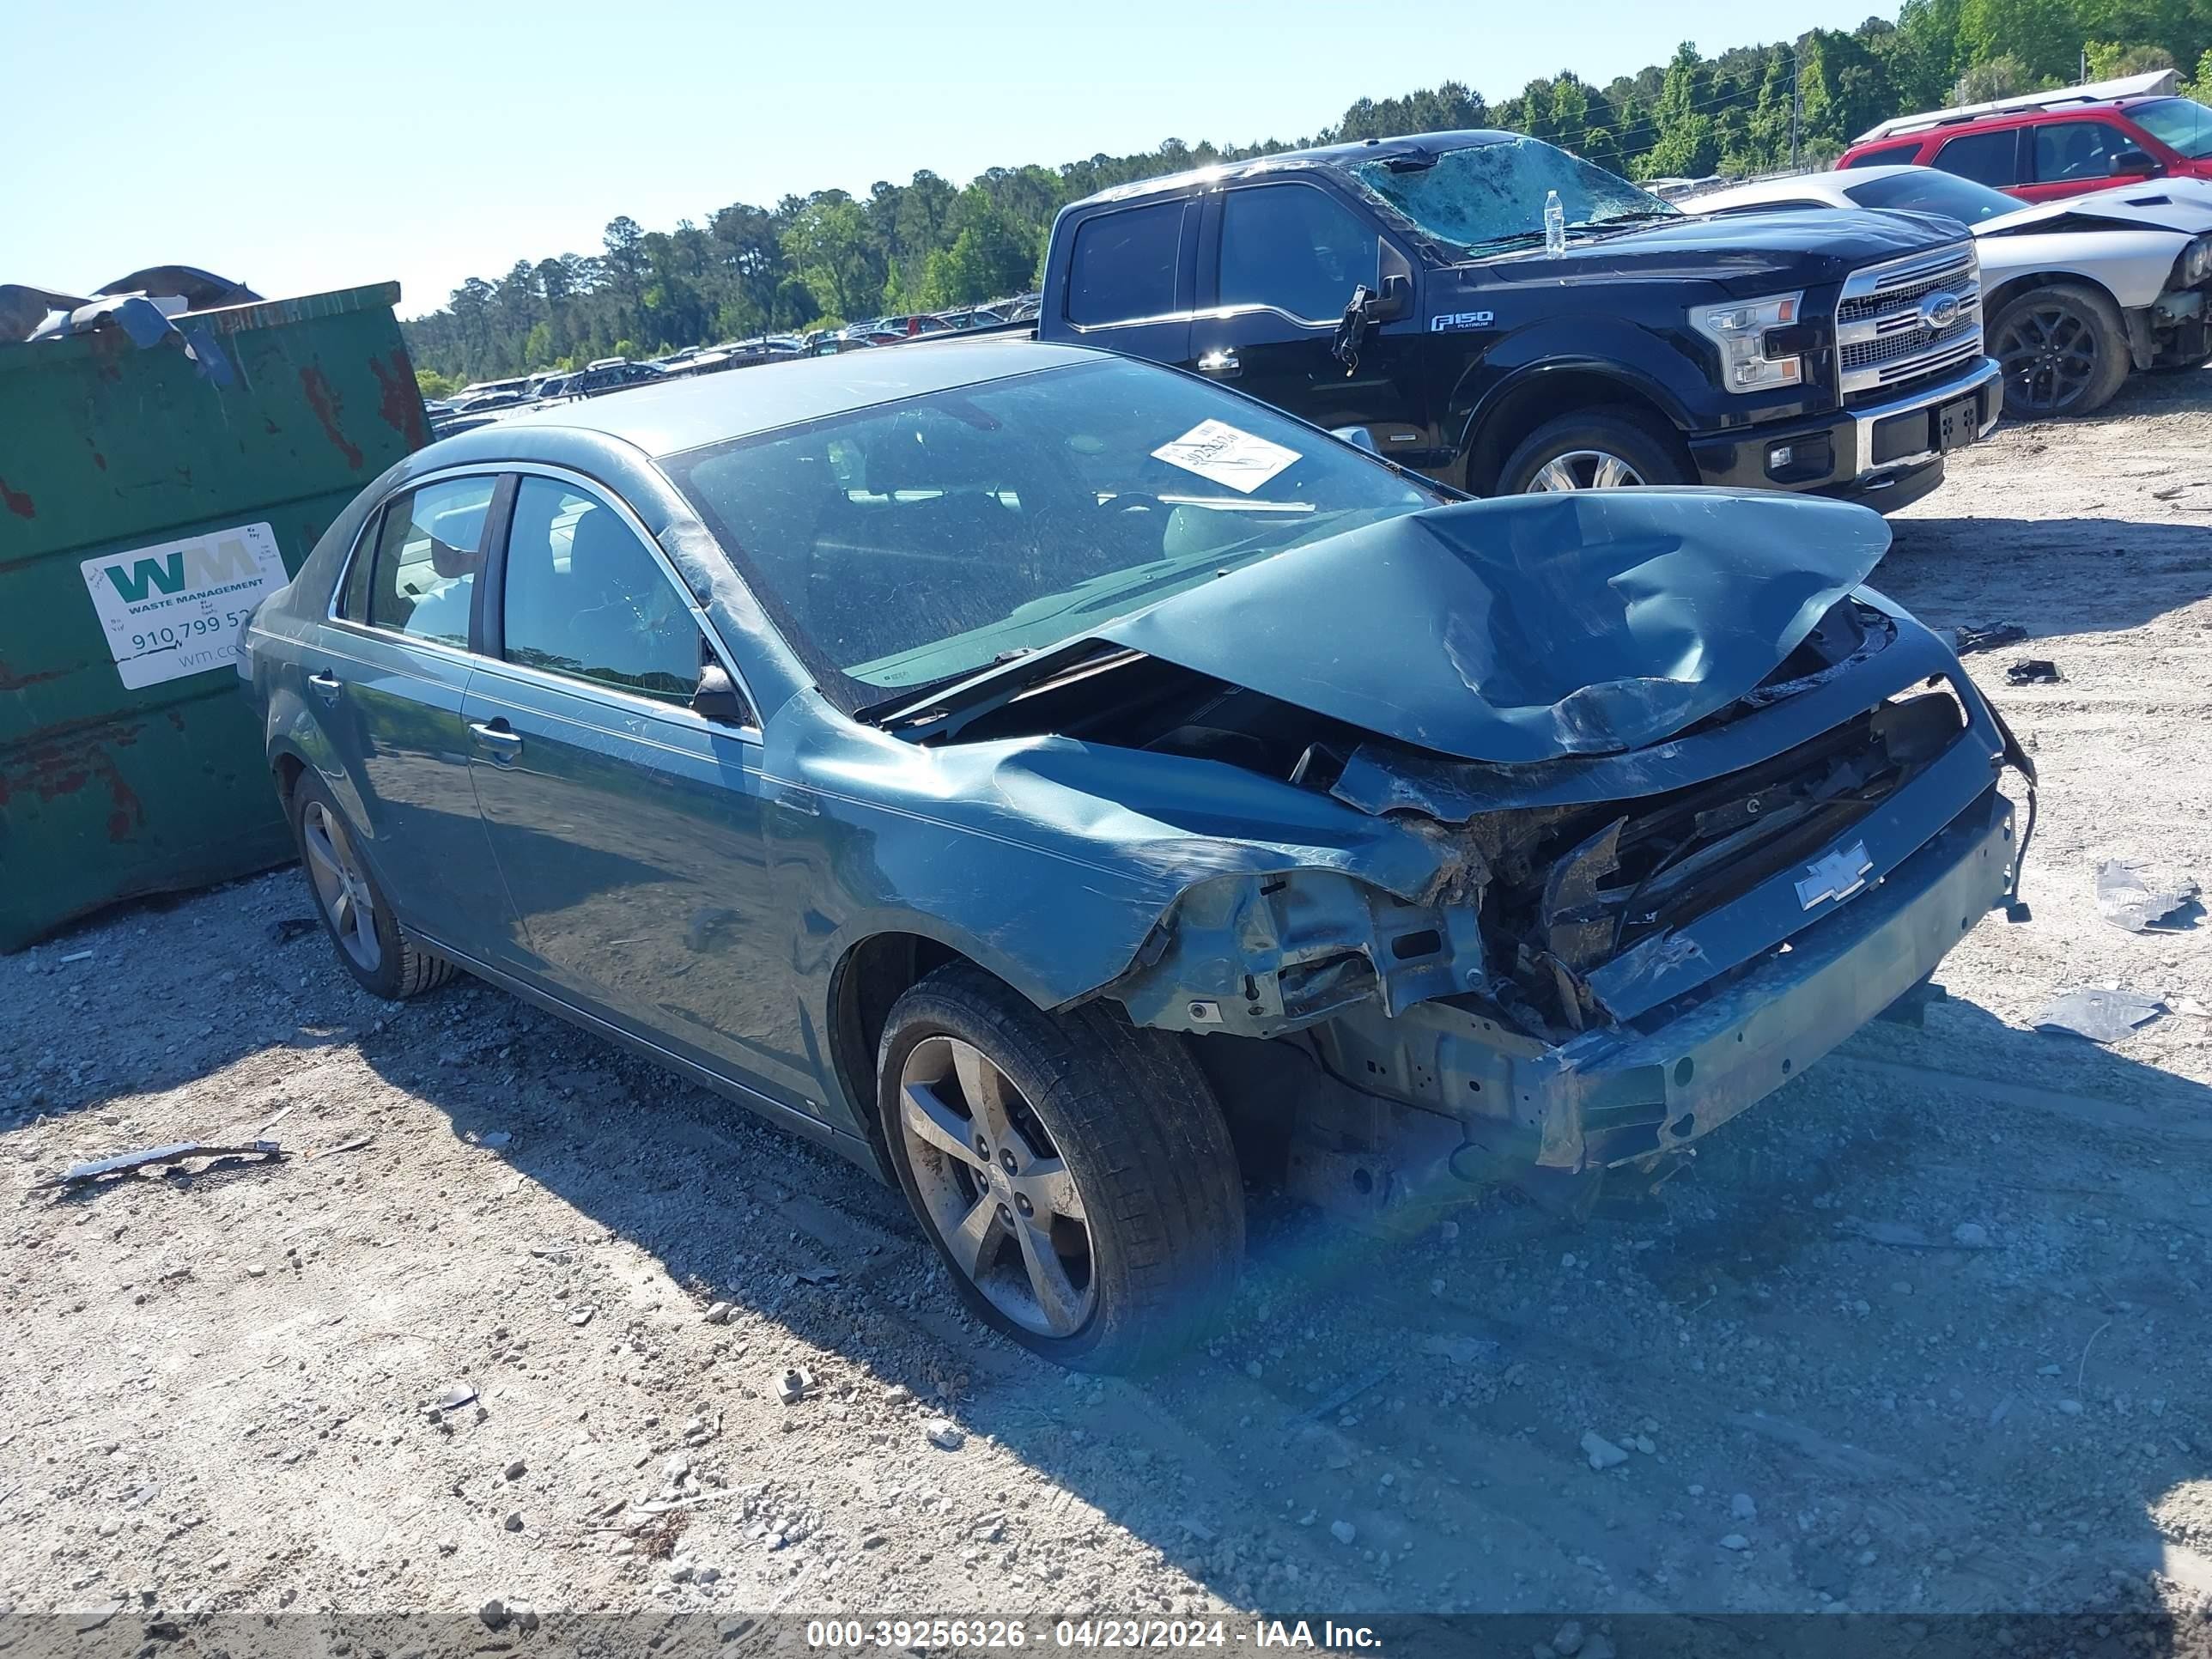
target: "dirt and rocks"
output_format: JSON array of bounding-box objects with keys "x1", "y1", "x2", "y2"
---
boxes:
[{"x1": 4, "y1": 369, "x2": 2212, "y2": 1640}]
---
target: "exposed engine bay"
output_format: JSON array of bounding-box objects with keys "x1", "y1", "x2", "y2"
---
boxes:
[{"x1": 932, "y1": 597, "x2": 1971, "y2": 1044}]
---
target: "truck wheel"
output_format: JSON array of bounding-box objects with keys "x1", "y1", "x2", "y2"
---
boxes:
[
  {"x1": 288, "y1": 774, "x2": 456, "y2": 1000},
  {"x1": 1498, "y1": 408, "x2": 1690, "y2": 494},
  {"x1": 1992, "y1": 283, "x2": 2130, "y2": 416},
  {"x1": 878, "y1": 964, "x2": 1243, "y2": 1372}
]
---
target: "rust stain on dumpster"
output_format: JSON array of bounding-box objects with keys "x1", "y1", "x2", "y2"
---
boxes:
[
  {"x1": 0, "y1": 658, "x2": 69, "y2": 694},
  {"x1": 0, "y1": 719, "x2": 147, "y2": 842},
  {"x1": 298, "y1": 365, "x2": 364, "y2": 470},
  {"x1": 0, "y1": 476, "x2": 34, "y2": 518},
  {"x1": 371, "y1": 349, "x2": 430, "y2": 448}
]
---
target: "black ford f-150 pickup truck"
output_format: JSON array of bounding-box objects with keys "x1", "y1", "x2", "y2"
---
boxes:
[{"x1": 1033, "y1": 130, "x2": 2004, "y2": 510}]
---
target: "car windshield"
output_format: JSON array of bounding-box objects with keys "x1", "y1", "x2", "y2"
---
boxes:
[
  {"x1": 1350, "y1": 136, "x2": 1678, "y2": 256},
  {"x1": 2131, "y1": 97, "x2": 2212, "y2": 160},
  {"x1": 1842, "y1": 167, "x2": 2020, "y2": 224},
  {"x1": 662, "y1": 356, "x2": 1443, "y2": 712}
]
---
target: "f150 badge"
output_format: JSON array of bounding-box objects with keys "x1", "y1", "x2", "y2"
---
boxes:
[
  {"x1": 1795, "y1": 842, "x2": 1874, "y2": 909},
  {"x1": 1431, "y1": 310, "x2": 1496, "y2": 331}
]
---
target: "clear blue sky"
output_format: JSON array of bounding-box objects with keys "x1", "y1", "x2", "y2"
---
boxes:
[{"x1": 10, "y1": 0, "x2": 1898, "y2": 319}]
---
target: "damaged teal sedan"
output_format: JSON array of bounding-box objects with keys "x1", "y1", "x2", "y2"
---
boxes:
[{"x1": 240, "y1": 338, "x2": 2034, "y2": 1370}]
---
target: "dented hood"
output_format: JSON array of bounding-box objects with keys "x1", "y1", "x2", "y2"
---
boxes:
[{"x1": 1096, "y1": 489, "x2": 1891, "y2": 764}]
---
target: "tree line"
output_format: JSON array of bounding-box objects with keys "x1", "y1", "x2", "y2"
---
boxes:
[{"x1": 405, "y1": 0, "x2": 2212, "y2": 390}]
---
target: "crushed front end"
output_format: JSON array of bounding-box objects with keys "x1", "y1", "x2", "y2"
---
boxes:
[{"x1": 1098, "y1": 590, "x2": 2033, "y2": 1217}]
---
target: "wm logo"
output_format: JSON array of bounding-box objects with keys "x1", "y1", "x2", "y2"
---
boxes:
[{"x1": 101, "y1": 537, "x2": 259, "y2": 603}]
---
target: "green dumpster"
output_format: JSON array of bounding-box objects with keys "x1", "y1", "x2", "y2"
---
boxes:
[{"x1": 0, "y1": 282, "x2": 428, "y2": 950}]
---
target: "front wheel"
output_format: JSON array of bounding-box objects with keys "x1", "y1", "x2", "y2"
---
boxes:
[
  {"x1": 1991, "y1": 282, "x2": 2131, "y2": 416},
  {"x1": 1496, "y1": 407, "x2": 1692, "y2": 495},
  {"x1": 878, "y1": 964, "x2": 1243, "y2": 1372}
]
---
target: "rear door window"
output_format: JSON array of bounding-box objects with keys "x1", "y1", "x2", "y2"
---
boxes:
[
  {"x1": 2033, "y1": 120, "x2": 2139, "y2": 182},
  {"x1": 499, "y1": 476, "x2": 712, "y2": 708},
  {"x1": 1217, "y1": 185, "x2": 1376, "y2": 325},
  {"x1": 1066, "y1": 201, "x2": 1184, "y2": 325},
  {"x1": 1933, "y1": 129, "x2": 2022, "y2": 186},
  {"x1": 363, "y1": 476, "x2": 497, "y2": 647},
  {"x1": 1844, "y1": 141, "x2": 1925, "y2": 168}
]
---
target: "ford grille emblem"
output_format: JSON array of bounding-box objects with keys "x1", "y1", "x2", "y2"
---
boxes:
[{"x1": 1920, "y1": 290, "x2": 1962, "y2": 331}]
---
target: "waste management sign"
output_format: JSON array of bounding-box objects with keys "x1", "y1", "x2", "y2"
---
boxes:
[{"x1": 80, "y1": 522, "x2": 287, "y2": 690}]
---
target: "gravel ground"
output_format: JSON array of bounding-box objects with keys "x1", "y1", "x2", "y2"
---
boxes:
[{"x1": 5, "y1": 369, "x2": 2212, "y2": 1640}]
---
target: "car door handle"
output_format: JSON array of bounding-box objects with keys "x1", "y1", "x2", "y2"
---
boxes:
[
  {"x1": 468, "y1": 719, "x2": 524, "y2": 759},
  {"x1": 307, "y1": 670, "x2": 342, "y2": 702},
  {"x1": 1197, "y1": 348, "x2": 1240, "y2": 379}
]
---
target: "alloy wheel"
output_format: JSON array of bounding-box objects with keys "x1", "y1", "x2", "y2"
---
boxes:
[
  {"x1": 1996, "y1": 303, "x2": 2100, "y2": 414},
  {"x1": 896, "y1": 1035, "x2": 1097, "y2": 1338},
  {"x1": 300, "y1": 799, "x2": 381, "y2": 973},
  {"x1": 1527, "y1": 449, "x2": 1649, "y2": 491}
]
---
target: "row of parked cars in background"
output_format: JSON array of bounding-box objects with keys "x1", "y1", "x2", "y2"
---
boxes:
[{"x1": 423, "y1": 296, "x2": 1043, "y2": 436}]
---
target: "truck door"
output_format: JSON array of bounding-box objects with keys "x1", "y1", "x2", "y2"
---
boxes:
[
  {"x1": 1056, "y1": 198, "x2": 1195, "y2": 368},
  {"x1": 1191, "y1": 182, "x2": 1433, "y2": 463}
]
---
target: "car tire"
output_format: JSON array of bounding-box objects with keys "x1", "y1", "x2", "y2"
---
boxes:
[
  {"x1": 286, "y1": 772, "x2": 457, "y2": 1001},
  {"x1": 1496, "y1": 406, "x2": 1692, "y2": 495},
  {"x1": 877, "y1": 963, "x2": 1243, "y2": 1372},
  {"x1": 1991, "y1": 282, "x2": 2131, "y2": 416}
]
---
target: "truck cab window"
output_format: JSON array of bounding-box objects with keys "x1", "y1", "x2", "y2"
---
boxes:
[
  {"x1": 1217, "y1": 185, "x2": 1375, "y2": 325},
  {"x1": 1066, "y1": 202, "x2": 1182, "y2": 326}
]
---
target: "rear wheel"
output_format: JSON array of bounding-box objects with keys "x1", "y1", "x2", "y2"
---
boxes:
[
  {"x1": 287, "y1": 773, "x2": 455, "y2": 1000},
  {"x1": 1498, "y1": 407, "x2": 1692, "y2": 495},
  {"x1": 1991, "y1": 283, "x2": 2131, "y2": 416},
  {"x1": 878, "y1": 964, "x2": 1243, "y2": 1372}
]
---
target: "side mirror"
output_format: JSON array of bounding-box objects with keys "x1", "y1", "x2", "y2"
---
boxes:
[
  {"x1": 1370, "y1": 271, "x2": 1413, "y2": 323},
  {"x1": 692, "y1": 661, "x2": 751, "y2": 726},
  {"x1": 2110, "y1": 148, "x2": 2160, "y2": 176},
  {"x1": 1330, "y1": 425, "x2": 1382, "y2": 454}
]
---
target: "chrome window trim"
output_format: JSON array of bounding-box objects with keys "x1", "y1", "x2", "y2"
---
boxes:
[
  {"x1": 322, "y1": 460, "x2": 765, "y2": 735},
  {"x1": 464, "y1": 649, "x2": 761, "y2": 743}
]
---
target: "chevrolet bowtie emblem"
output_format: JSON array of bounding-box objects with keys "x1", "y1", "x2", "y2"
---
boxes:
[{"x1": 1796, "y1": 842, "x2": 1874, "y2": 910}]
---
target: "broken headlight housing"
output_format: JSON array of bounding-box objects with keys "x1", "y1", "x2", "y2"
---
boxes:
[
  {"x1": 2185, "y1": 234, "x2": 2212, "y2": 285},
  {"x1": 1692, "y1": 291, "x2": 1807, "y2": 393}
]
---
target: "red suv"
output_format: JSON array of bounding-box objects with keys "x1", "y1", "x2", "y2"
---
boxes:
[{"x1": 1838, "y1": 89, "x2": 2212, "y2": 203}]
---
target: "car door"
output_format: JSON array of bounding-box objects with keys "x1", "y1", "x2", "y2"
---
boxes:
[
  {"x1": 1056, "y1": 197, "x2": 1195, "y2": 369},
  {"x1": 313, "y1": 471, "x2": 516, "y2": 943},
  {"x1": 2023, "y1": 118, "x2": 2160, "y2": 201},
  {"x1": 1191, "y1": 180, "x2": 1433, "y2": 460},
  {"x1": 459, "y1": 471, "x2": 823, "y2": 1115}
]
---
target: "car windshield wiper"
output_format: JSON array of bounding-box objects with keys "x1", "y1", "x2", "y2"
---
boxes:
[
  {"x1": 1580, "y1": 209, "x2": 1680, "y2": 228},
  {"x1": 1456, "y1": 227, "x2": 1551, "y2": 255}
]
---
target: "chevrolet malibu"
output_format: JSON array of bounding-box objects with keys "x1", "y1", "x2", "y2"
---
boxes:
[{"x1": 241, "y1": 338, "x2": 2034, "y2": 1370}]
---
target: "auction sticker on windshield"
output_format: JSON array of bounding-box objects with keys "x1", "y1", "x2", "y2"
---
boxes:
[
  {"x1": 80, "y1": 521, "x2": 287, "y2": 690},
  {"x1": 1150, "y1": 420, "x2": 1300, "y2": 494}
]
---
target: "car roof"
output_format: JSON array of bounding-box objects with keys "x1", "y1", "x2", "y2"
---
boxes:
[
  {"x1": 460, "y1": 337, "x2": 1105, "y2": 459},
  {"x1": 1862, "y1": 96, "x2": 2160, "y2": 148},
  {"x1": 1686, "y1": 171, "x2": 1860, "y2": 210},
  {"x1": 1070, "y1": 130, "x2": 1514, "y2": 208}
]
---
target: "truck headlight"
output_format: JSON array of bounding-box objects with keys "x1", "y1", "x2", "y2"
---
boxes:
[
  {"x1": 1691, "y1": 292, "x2": 1807, "y2": 392},
  {"x1": 2186, "y1": 234, "x2": 2212, "y2": 284}
]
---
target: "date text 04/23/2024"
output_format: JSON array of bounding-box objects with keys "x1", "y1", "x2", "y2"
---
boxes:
[{"x1": 803, "y1": 1620, "x2": 1385, "y2": 1650}]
